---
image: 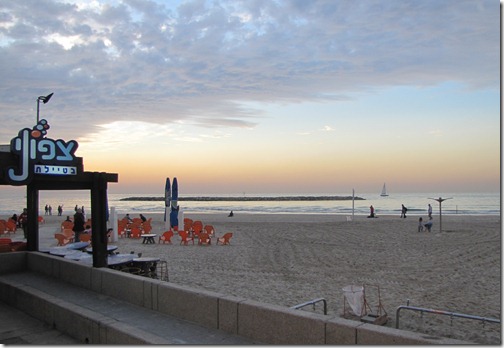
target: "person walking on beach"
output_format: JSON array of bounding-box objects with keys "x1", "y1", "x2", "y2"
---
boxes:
[
  {"x1": 400, "y1": 204, "x2": 407, "y2": 218},
  {"x1": 428, "y1": 204, "x2": 432, "y2": 220},
  {"x1": 418, "y1": 217, "x2": 424, "y2": 232},
  {"x1": 72, "y1": 208, "x2": 86, "y2": 242},
  {"x1": 57, "y1": 205, "x2": 63, "y2": 216}
]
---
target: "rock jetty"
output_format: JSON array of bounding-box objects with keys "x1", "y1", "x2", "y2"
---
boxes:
[{"x1": 120, "y1": 196, "x2": 365, "y2": 202}]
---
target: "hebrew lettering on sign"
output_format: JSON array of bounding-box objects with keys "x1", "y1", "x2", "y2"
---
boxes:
[{"x1": 6, "y1": 119, "x2": 80, "y2": 185}]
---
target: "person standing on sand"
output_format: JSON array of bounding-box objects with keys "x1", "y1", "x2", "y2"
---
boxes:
[
  {"x1": 73, "y1": 208, "x2": 85, "y2": 242},
  {"x1": 368, "y1": 205, "x2": 375, "y2": 218},
  {"x1": 428, "y1": 204, "x2": 432, "y2": 220},
  {"x1": 18, "y1": 208, "x2": 28, "y2": 239},
  {"x1": 400, "y1": 204, "x2": 407, "y2": 218}
]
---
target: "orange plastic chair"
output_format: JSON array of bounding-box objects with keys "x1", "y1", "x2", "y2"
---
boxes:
[
  {"x1": 54, "y1": 233, "x2": 70, "y2": 246},
  {"x1": 198, "y1": 232, "x2": 211, "y2": 246},
  {"x1": 38, "y1": 216, "x2": 45, "y2": 224},
  {"x1": 0, "y1": 221, "x2": 7, "y2": 235},
  {"x1": 118, "y1": 228, "x2": 127, "y2": 238},
  {"x1": 178, "y1": 231, "x2": 194, "y2": 245},
  {"x1": 0, "y1": 238, "x2": 12, "y2": 245},
  {"x1": 203, "y1": 225, "x2": 215, "y2": 237},
  {"x1": 183, "y1": 218, "x2": 193, "y2": 232},
  {"x1": 61, "y1": 220, "x2": 73, "y2": 231},
  {"x1": 130, "y1": 227, "x2": 142, "y2": 238},
  {"x1": 62, "y1": 229, "x2": 75, "y2": 243},
  {"x1": 159, "y1": 230, "x2": 174, "y2": 244},
  {"x1": 79, "y1": 233, "x2": 91, "y2": 243},
  {"x1": 10, "y1": 241, "x2": 27, "y2": 251},
  {"x1": 191, "y1": 220, "x2": 203, "y2": 238},
  {"x1": 5, "y1": 220, "x2": 17, "y2": 233},
  {"x1": 216, "y1": 232, "x2": 233, "y2": 245},
  {"x1": 142, "y1": 222, "x2": 153, "y2": 234}
]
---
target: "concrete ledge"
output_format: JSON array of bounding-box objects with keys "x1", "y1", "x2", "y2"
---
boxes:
[
  {"x1": 99, "y1": 266, "x2": 146, "y2": 306},
  {"x1": 356, "y1": 321, "x2": 471, "y2": 345},
  {"x1": 0, "y1": 253, "x2": 475, "y2": 344},
  {"x1": 0, "y1": 251, "x2": 26, "y2": 274},
  {"x1": 326, "y1": 316, "x2": 363, "y2": 344},
  {"x1": 27, "y1": 252, "x2": 60, "y2": 278},
  {"x1": 218, "y1": 295, "x2": 247, "y2": 334},
  {"x1": 157, "y1": 282, "x2": 219, "y2": 328},
  {"x1": 0, "y1": 274, "x2": 169, "y2": 344},
  {"x1": 237, "y1": 299, "x2": 328, "y2": 344}
]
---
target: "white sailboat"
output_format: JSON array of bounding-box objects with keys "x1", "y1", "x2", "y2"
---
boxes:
[{"x1": 380, "y1": 183, "x2": 389, "y2": 197}]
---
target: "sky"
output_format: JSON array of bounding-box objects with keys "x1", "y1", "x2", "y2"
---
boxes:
[{"x1": 0, "y1": 0, "x2": 500, "y2": 195}]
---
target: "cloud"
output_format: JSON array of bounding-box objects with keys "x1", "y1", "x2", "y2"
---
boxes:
[
  {"x1": 320, "y1": 125, "x2": 335, "y2": 132},
  {"x1": 0, "y1": 0, "x2": 498, "y2": 142}
]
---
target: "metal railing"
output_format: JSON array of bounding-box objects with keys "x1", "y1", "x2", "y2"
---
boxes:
[
  {"x1": 291, "y1": 298, "x2": 327, "y2": 315},
  {"x1": 396, "y1": 305, "x2": 500, "y2": 329}
]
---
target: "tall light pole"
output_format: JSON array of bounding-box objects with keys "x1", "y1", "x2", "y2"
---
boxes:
[
  {"x1": 37, "y1": 93, "x2": 54, "y2": 123},
  {"x1": 429, "y1": 197, "x2": 453, "y2": 233}
]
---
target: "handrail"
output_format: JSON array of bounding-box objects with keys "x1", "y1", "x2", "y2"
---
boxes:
[
  {"x1": 291, "y1": 298, "x2": 327, "y2": 315},
  {"x1": 396, "y1": 305, "x2": 500, "y2": 329}
]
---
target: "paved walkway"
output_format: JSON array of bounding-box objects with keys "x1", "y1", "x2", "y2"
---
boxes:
[{"x1": 0, "y1": 272, "x2": 257, "y2": 345}]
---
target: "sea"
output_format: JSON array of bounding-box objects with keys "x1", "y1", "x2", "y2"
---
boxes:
[{"x1": 0, "y1": 189, "x2": 500, "y2": 217}]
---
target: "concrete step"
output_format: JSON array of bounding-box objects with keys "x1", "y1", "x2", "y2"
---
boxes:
[{"x1": 0, "y1": 271, "x2": 256, "y2": 344}]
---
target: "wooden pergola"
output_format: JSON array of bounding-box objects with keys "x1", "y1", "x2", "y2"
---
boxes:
[{"x1": 0, "y1": 147, "x2": 118, "y2": 268}]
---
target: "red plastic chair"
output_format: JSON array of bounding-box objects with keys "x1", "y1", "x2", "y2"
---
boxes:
[
  {"x1": 216, "y1": 233, "x2": 233, "y2": 245},
  {"x1": 159, "y1": 231, "x2": 174, "y2": 244},
  {"x1": 54, "y1": 233, "x2": 70, "y2": 246},
  {"x1": 130, "y1": 227, "x2": 142, "y2": 238},
  {"x1": 204, "y1": 225, "x2": 215, "y2": 237},
  {"x1": 5, "y1": 219, "x2": 17, "y2": 233},
  {"x1": 191, "y1": 221, "x2": 203, "y2": 238},
  {"x1": 79, "y1": 233, "x2": 91, "y2": 243},
  {"x1": 178, "y1": 231, "x2": 194, "y2": 246},
  {"x1": 198, "y1": 232, "x2": 211, "y2": 246}
]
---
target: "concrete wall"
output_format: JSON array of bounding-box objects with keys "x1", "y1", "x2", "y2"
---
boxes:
[{"x1": 0, "y1": 252, "x2": 470, "y2": 345}]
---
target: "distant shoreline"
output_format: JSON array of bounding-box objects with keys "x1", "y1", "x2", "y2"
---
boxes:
[{"x1": 120, "y1": 196, "x2": 366, "y2": 202}]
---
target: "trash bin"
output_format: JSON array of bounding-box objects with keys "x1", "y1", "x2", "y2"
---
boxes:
[{"x1": 342, "y1": 285, "x2": 364, "y2": 316}]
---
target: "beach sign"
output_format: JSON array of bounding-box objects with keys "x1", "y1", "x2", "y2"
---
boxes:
[{"x1": 5, "y1": 119, "x2": 81, "y2": 185}]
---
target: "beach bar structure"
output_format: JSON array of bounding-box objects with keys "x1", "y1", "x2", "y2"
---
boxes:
[{"x1": 0, "y1": 119, "x2": 117, "y2": 267}]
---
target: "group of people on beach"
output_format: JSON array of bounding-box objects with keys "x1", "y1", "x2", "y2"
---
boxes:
[
  {"x1": 418, "y1": 203, "x2": 434, "y2": 232},
  {"x1": 43, "y1": 204, "x2": 64, "y2": 216},
  {"x1": 368, "y1": 203, "x2": 435, "y2": 232}
]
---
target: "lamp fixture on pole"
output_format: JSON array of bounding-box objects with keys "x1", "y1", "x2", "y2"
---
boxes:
[
  {"x1": 428, "y1": 197, "x2": 453, "y2": 233},
  {"x1": 36, "y1": 92, "x2": 54, "y2": 123}
]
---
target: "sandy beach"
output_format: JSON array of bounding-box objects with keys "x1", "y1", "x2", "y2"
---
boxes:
[{"x1": 13, "y1": 212, "x2": 502, "y2": 344}]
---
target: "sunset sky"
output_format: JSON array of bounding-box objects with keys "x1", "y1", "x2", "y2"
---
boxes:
[{"x1": 0, "y1": 0, "x2": 499, "y2": 195}]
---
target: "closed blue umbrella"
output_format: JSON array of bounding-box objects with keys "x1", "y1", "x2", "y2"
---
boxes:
[
  {"x1": 164, "y1": 178, "x2": 171, "y2": 225},
  {"x1": 170, "y1": 177, "x2": 179, "y2": 228}
]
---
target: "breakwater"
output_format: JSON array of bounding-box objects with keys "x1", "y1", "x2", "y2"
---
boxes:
[{"x1": 120, "y1": 196, "x2": 365, "y2": 202}]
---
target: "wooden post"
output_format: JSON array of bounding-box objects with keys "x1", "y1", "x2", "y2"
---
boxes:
[
  {"x1": 90, "y1": 172, "x2": 109, "y2": 268},
  {"x1": 26, "y1": 183, "x2": 39, "y2": 251}
]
